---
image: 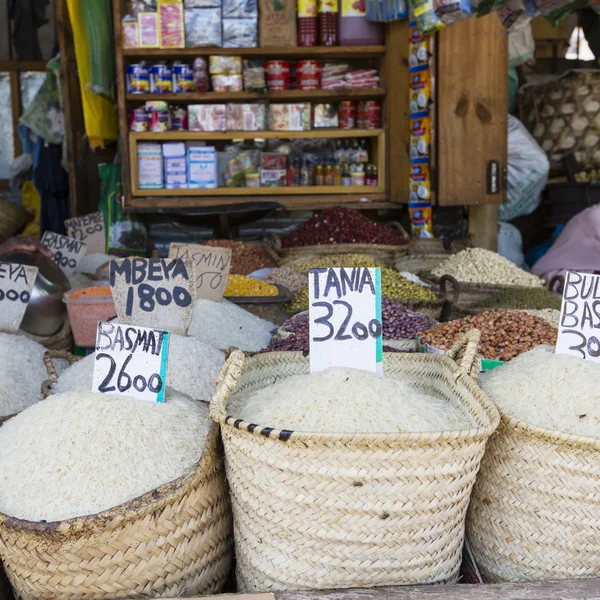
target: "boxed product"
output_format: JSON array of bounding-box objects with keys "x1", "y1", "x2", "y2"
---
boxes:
[
  {"x1": 188, "y1": 104, "x2": 227, "y2": 131},
  {"x1": 138, "y1": 12, "x2": 158, "y2": 47},
  {"x1": 158, "y1": 0, "x2": 185, "y2": 48},
  {"x1": 163, "y1": 142, "x2": 188, "y2": 189},
  {"x1": 184, "y1": 8, "x2": 222, "y2": 46},
  {"x1": 223, "y1": 18, "x2": 258, "y2": 48},
  {"x1": 122, "y1": 20, "x2": 139, "y2": 48},
  {"x1": 223, "y1": 0, "x2": 258, "y2": 17},
  {"x1": 314, "y1": 103, "x2": 338, "y2": 128},
  {"x1": 260, "y1": 153, "x2": 287, "y2": 187},
  {"x1": 211, "y1": 74, "x2": 243, "y2": 91},
  {"x1": 269, "y1": 103, "x2": 311, "y2": 131},
  {"x1": 209, "y1": 55, "x2": 243, "y2": 74},
  {"x1": 184, "y1": 0, "x2": 221, "y2": 6},
  {"x1": 259, "y1": 0, "x2": 297, "y2": 46},
  {"x1": 226, "y1": 103, "x2": 267, "y2": 131},
  {"x1": 138, "y1": 143, "x2": 163, "y2": 189},
  {"x1": 188, "y1": 146, "x2": 217, "y2": 188}
]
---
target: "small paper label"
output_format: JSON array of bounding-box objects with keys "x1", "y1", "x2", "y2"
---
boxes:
[
  {"x1": 41, "y1": 231, "x2": 87, "y2": 277},
  {"x1": 109, "y1": 257, "x2": 196, "y2": 335},
  {"x1": 168, "y1": 243, "x2": 232, "y2": 302},
  {"x1": 0, "y1": 262, "x2": 38, "y2": 333},
  {"x1": 65, "y1": 212, "x2": 106, "y2": 255},
  {"x1": 556, "y1": 271, "x2": 600, "y2": 361},
  {"x1": 309, "y1": 267, "x2": 382, "y2": 373},
  {"x1": 93, "y1": 321, "x2": 170, "y2": 403}
]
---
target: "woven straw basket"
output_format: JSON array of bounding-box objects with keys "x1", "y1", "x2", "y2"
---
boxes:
[
  {"x1": 0, "y1": 411, "x2": 233, "y2": 600},
  {"x1": 467, "y1": 414, "x2": 600, "y2": 582},
  {"x1": 210, "y1": 331, "x2": 500, "y2": 592}
]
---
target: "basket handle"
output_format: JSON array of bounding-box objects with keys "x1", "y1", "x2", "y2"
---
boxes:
[
  {"x1": 210, "y1": 349, "x2": 245, "y2": 423},
  {"x1": 388, "y1": 221, "x2": 410, "y2": 242},
  {"x1": 438, "y1": 274, "x2": 460, "y2": 303},
  {"x1": 445, "y1": 329, "x2": 481, "y2": 380},
  {"x1": 548, "y1": 274, "x2": 565, "y2": 295},
  {"x1": 41, "y1": 350, "x2": 82, "y2": 398}
]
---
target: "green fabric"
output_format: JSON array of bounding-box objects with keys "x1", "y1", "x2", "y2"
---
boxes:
[
  {"x1": 98, "y1": 163, "x2": 147, "y2": 255},
  {"x1": 82, "y1": 0, "x2": 116, "y2": 101},
  {"x1": 508, "y1": 67, "x2": 518, "y2": 115}
]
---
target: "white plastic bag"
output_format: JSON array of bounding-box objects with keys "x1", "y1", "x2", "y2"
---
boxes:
[
  {"x1": 498, "y1": 222, "x2": 526, "y2": 269},
  {"x1": 500, "y1": 115, "x2": 549, "y2": 222},
  {"x1": 509, "y1": 23, "x2": 535, "y2": 66}
]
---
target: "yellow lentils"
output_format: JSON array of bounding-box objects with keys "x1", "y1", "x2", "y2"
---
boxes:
[{"x1": 225, "y1": 275, "x2": 279, "y2": 297}]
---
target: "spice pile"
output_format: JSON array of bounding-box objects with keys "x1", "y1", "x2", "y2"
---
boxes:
[
  {"x1": 206, "y1": 239, "x2": 278, "y2": 275},
  {"x1": 69, "y1": 285, "x2": 112, "y2": 299},
  {"x1": 381, "y1": 269, "x2": 438, "y2": 302},
  {"x1": 225, "y1": 274, "x2": 279, "y2": 297},
  {"x1": 478, "y1": 287, "x2": 561, "y2": 311},
  {"x1": 433, "y1": 248, "x2": 544, "y2": 288},
  {"x1": 265, "y1": 314, "x2": 309, "y2": 352},
  {"x1": 419, "y1": 310, "x2": 557, "y2": 361},
  {"x1": 281, "y1": 207, "x2": 406, "y2": 247},
  {"x1": 287, "y1": 254, "x2": 383, "y2": 273},
  {"x1": 381, "y1": 297, "x2": 437, "y2": 340},
  {"x1": 262, "y1": 267, "x2": 307, "y2": 293}
]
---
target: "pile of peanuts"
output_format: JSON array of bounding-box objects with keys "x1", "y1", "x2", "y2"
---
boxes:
[{"x1": 418, "y1": 310, "x2": 557, "y2": 361}]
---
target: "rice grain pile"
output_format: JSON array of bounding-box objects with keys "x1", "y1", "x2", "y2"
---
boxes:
[
  {"x1": 480, "y1": 345, "x2": 600, "y2": 438},
  {"x1": 432, "y1": 248, "x2": 544, "y2": 287},
  {"x1": 55, "y1": 335, "x2": 224, "y2": 401},
  {"x1": 0, "y1": 389, "x2": 210, "y2": 522},
  {"x1": 263, "y1": 267, "x2": 307, "y2": 293},
  {"x1": 188, "y1": 299, "x2": 275, "y2": 352},
  {"x1": 231, "y1": 367, "x2": 470, "y2": 433},
  {"x1": 75, "y1": 253, "x2": 113, "y2": 275},
  {"x1": 68, "y1": 272, "x2": 95, "y2": 290},
  {"x1": 0, "y1": 333, "x2": 47, "y2": 417}
]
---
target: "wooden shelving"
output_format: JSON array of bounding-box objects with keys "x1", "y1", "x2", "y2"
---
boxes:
[{"x1": 131, "y1": 129, "x2": 383, "y2": 141}]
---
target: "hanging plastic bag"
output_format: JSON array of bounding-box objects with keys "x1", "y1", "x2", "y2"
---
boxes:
[
  {"x1": 408, "y1": 0, "x2": 445, "y2": 33},
  {"x1": 366, "y1": 0, "x2": 409, "y2": 21},
  {"x1": 98, "y1": 163, "x2": 147, "y2": 255},
  {"x1": 509, "y1": 22, "x2": 535, "y2": 65},
  {"x1": 433, "y1": 0, "x2": 471, "y2": 26},
  {"x1": 498, "y1": 222, "x2": 527, "y2": 269},
  {"x1": 499, "y1": 115, "x2": 549, "y2": 223}
]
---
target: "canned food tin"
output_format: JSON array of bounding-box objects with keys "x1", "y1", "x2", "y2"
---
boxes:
[
  {"x1": 172, "y1": 63, "x2": 194, "y2": 93},
  {"x1": 149, "y1": 110, "x2": 171, "y2": 132},
  {"x1": 127, "y1": 64, "x2": 150, "y2": 94},
  {"x1": 266, "y1": 61, "x2": 290, "y2": 91},
  {"x1": 150, "y1": 63, "x2": 173, "y2": 93},
  {"x1": 129, "y1": 108, "x2": 149, "y2": 132},
  {"x1": 339, "y1": 101, "x2": 356, "y2": 129},
  {"x1": 358, "y1": 100, "x2": 381, "y2": 129},
  {"x1": 297, "y1": 60, "x2": 321, "y2": 91},
  {"x1": 170, "y1": 106, "x2": 188, "y2": 131}
]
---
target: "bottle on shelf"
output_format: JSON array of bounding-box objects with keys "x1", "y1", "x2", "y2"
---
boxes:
[
  {"x1": 325, "y1": 163, "x2": 334, "y2": 185},
  {"x1": 333, "y1": 163, "x2": 342, "y2": 186},
  {"x1": 298, "y1": 0, "x2": 318, "y2": 47},
  {"x1": 315, "y1": 162, "x2": 324, "y2": 186},
  {"x1": 318, "y1": 0, "x2": 338, "y2": 46},
  {"x1": 300, "y1": 159, "x2": 311, "y2": 186},
  {"x1": 342, "y1": 163, "x2": 352, "y2": 186}
]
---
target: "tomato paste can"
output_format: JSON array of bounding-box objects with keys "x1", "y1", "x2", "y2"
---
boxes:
[
  {"x1": 149, "y1": 110, "x2": 170, "y2": 132},
  {"x1": 170, "y1": 106, "x2": 188, "y2": 130},
  {"x1": 129, "y1": 108, "x2": 149, "y2": 131},
  {"x1": 358, "y1": 100, "x2": 381, "y2": 129},
  {"x1": 297, "y1": 60, "x2": 321, "y2": 90},
  {"x1": 150, "y1": 63, "x2": 172, "y2": 93},
  {"x1": 266, "y1": 61, "x2": 290, "y2": 91},
  {"x1": 339, "y1": 101, "x2": 356, "y2": 129},
  {"x1": 126, "y1": 63, "x2": 149, "y2": 94},
  {"x1": 172, "y1": 63, "x2": 194, "y2": 93}
]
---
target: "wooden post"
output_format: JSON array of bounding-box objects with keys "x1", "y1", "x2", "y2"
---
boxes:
[{"x1": 469, "y1": 204, "x2": 498, "y2": 251}]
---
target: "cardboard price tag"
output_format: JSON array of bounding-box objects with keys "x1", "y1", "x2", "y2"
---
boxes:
[
  {"x1": 93, "y1": 321, "x2": 170, "y2": 403},
  {"x1": 109, "y1": 257, "x2": 196, "y2": 335},
  {"x1": 0, "y1": 262, "x2": 38, "y2": 333},
  {"x1": 168, "y1": 243, "x2": 232, "y2": 302},
  {"x1": 65, "y1": 211, "x2": 106, "y2": 254},
  {"x1": 41, "y1": 231, "x2": 87, "y2": 277},
  {"x1": 556, "y1": 271, "x2": 600, "y2": 361},
  {"x1": 309, "y1": 267, "x2": 383, "y2": 373}
]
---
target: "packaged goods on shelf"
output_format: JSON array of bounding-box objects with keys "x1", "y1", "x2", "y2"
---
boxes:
[
  {"x1": 243, "y1": 60, "x2": 266, "y2": 92},
  {"x1": 122, "y1": 19, "x2": 139, "y2": 48},
  {"x1": 158, "y1": 0, "x2": 185, "y2": 48},
  {"x1": 138, "y1": 143, "x2": 164, "y2": 189},
  {"x1": 357, "y1": 101, "x2": 381, "y2": 127},
  {"x1": 211, "y1": 74, "x2": 244, "y2": 91},
  {"x1": 129, "y1": 107, "x2": 149, "y2": 131},
  {"x1": 297, "y1": 60, "x2": 321, "y2": 90},
  {"x1": 339, "y1": 0, "x2": 384, "y2": 45},
  {"x1": 184, "y1": 7, "x2": 223, "y2": 46},
  {"x1": 223, "y1": 0, "x2": 258, "y2": 18},
  {"x1": 138, "y1": 12, "x2": 159, "y2": 47},
  {"x1": 269, "y1": 103, "x2": 311, "y2": 131},
  {"x1": 163, "y1": 142, "x2": 188, "y2": 189},
  {"x1": 318, "y1": 0, "x2": 338, "y2": 45},
  {"x1": 410, "y1": 0, "x2": 444, "y2": 33},
  {"x1": 226, "y1": 103, "x2": 267, "y2": 131},
  {"x1": 171, "y1": 106, "x2": 188, "y2": 130},
  {"x1": 188, "y1": 146, "x2": 218, "y2": 188},
  {"x1": 150, "y1": 63, "x2": 173, "y2": 93},
  {"x1": 260, "y1": 153, "x2": 288, "y2": 186},
  {"x1": 409, "y1": 116, "x2": 431, "y2": 162},
  {"x1": 409, "y1": 163, "x2": 431, "y2": 202},
  {"x1": 433, "y1": 0, "x2": 471, "y2": 25},
  {"x1": 408, "y1": 22, "x2": 431, "y2": 70},
  {"x1": 297, "y1": 0, "x2": 318, "y2": 46},
  {"x1": 184, "y1": 0, "x2": 221, "y2": 6},
  {"x1": 409, "y1": 69, "x2": 432, "y2": 116},
  {"x1": 193, "y1": 57, "x2": 210, "y2": 91},
  {"x1": 188, "y1": 104, "x2": 227, "y2": 131},
  {"x1": 172, "y1": 63, "x2": 194, "y2": 92},
  {"x1": 266, "y1": 60, "x2": 291, "y2": 91},
  {"x1": 209, "y1": 55, "x2": 243, "y2": 74},
  {"x1": 126, "y1": 63, "x2": 150, "y2": 94},
  {"x1": 259, "y1": 0, "x2": 297, "y2": 46},
  {"x1": 223, "y1": 18, "x2": 258, "y2": 47},
  {"x1": 313, "y1": 103, "x2": 339, "y2": 128}
]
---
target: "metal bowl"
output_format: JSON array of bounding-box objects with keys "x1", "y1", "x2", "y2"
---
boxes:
[{"x1": 3, "y1": 251, "x2": 71, "y2": 337}]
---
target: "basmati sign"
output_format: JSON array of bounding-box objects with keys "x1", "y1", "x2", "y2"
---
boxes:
[
  {"x1": 557, "y1": 271, "x2": 600, "y2": 361},
  {"x1": 41, "y1": 231, "x2": 87, "y2": 277},
  {"x1": 93, "y1": 321, "x2": 170, "y2": 403},
  {"x1": 309, "y1": 267, "x2": 382, "y2": 374}
]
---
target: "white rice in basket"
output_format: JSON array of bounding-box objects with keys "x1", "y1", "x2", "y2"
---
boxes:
[
  {"x1": 231, "y1": 367, "x2": 471, "y2": 433},
  {"x1": 480, "y1": 345, "x2": 600, "y2": 438},
  {"x1": 75, "y1": 253, "x2": 113, "y2": 275},
  {"x1": 55, "y1": 334, "x2": 224, "y2": 401},
  {"x1": 0, "y1": 388, "x2": 210, "y2": 522},
  {"x1": 0, "y1": 333, "x2": 46, "y2": 417},
  {"x1": 188, "y1": 299, "x2": 275, "y2": 352}
]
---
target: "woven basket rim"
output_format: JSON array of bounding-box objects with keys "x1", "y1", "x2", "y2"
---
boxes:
[
  {"x1": 499, "y1": 412, "x2": 600, "y2": 451},
  {"x1": 0, "y1": 419, "x2": 221, "y2": 537},
  {"x1": 211, "y1": 347, "x2": 500, "y2": 444}
]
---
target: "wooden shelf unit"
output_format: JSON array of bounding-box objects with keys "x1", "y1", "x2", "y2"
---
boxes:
[{"x1": 114, "y1": 0, "x2": 410, "y2": 211}]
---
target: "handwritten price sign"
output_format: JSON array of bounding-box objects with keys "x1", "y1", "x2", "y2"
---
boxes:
[
  {"x1": 41, "y1": 231, "x2": 87, "y2": 277},
  {"x1": 0, "y1": 262, "x2": 38, "y2": 333},
  {"x1": 65, "y1": 212, "x2": 106, "y2": 254}
]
